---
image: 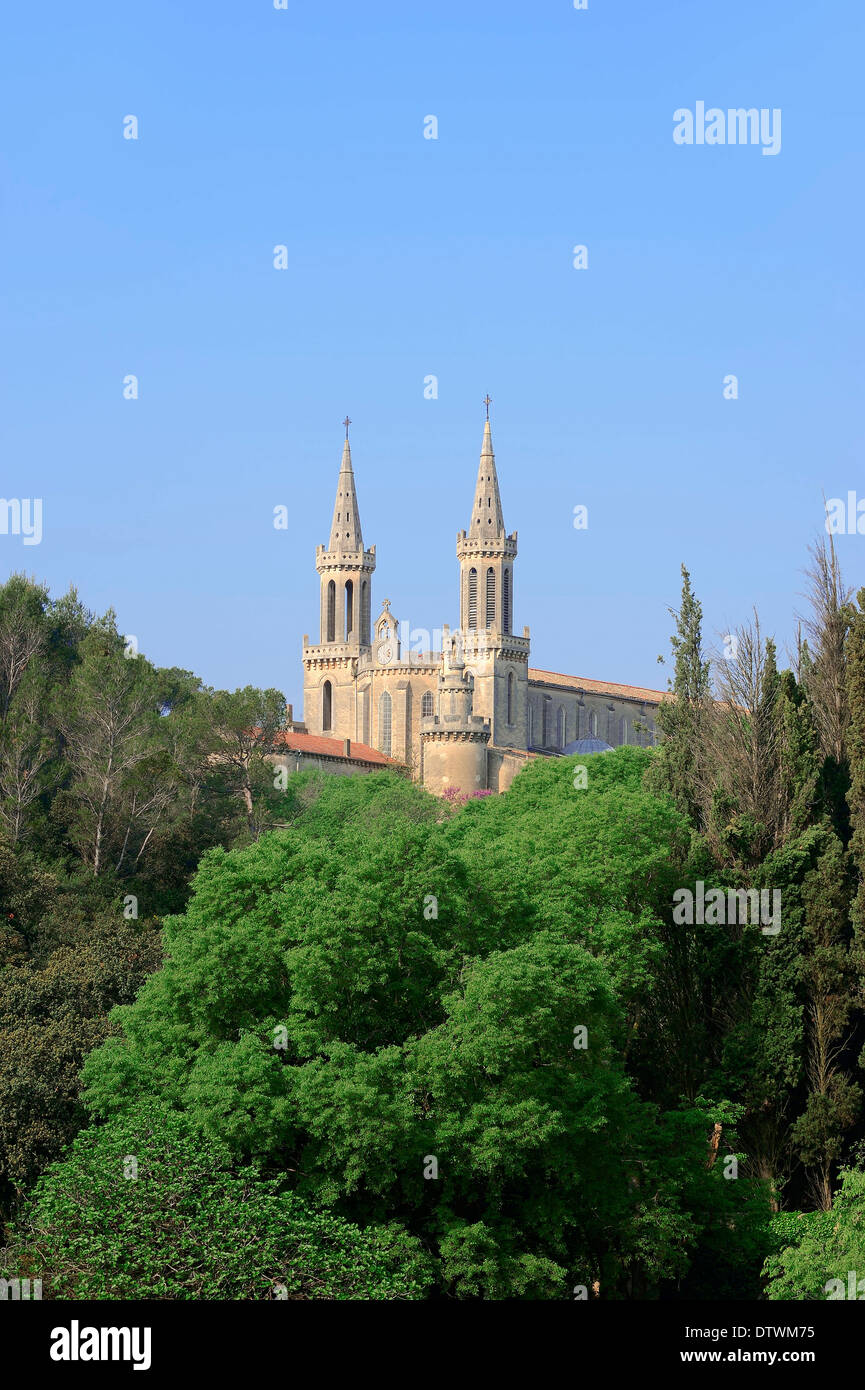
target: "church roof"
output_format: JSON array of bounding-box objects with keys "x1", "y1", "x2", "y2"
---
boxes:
[
  {"x1": 562, "y1": 736, "x2": 614, "y2": 756},
  {"x1": 528, "y1": 668, "x2": 669, "y2": 705},
  {"x1": 270, "y1": 731, "x2": 399, "y2": 767}
]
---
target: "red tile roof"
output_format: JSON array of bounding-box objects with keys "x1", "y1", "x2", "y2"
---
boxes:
[
  {"x1": 269, "y1": 731, "x2": 399, "y2": 766},
  {"x1": 528, "y1": 668, "x2": 670, "y2": 705}
]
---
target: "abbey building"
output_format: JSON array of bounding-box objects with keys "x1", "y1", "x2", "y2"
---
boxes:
[{"x1": 300, "y1": 416, "x2": 666, "y2": 795}]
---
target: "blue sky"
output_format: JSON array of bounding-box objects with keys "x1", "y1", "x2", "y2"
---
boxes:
[{"x1": 1, "y1": 0, "x2": 862, "y2": 710}]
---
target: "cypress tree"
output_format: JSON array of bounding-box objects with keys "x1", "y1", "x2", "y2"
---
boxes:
[
  {"x1": 845, "y1": 588, "x2": 865, "y2": 976},
  {"x1": 649, "y1": 564, "x2": 712, "y2": 826}
]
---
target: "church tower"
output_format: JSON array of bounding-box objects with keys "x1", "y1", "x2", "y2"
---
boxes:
[
  {"x1": 302, "y1": 420, "x2": 376, "y2": 737},
  {"x1": 455, "y1": 402, "x2": 530, "y2": 749}
]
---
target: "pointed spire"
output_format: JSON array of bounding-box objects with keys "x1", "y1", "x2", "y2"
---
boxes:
[
  {"x1": 328, "y1": 422, "x2": 364, "y2": 552},
  {"x1": 468, "y1": 408, "x2": 504, "y2": 539}
]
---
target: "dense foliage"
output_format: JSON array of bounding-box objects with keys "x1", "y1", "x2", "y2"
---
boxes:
[
  {"x1": 0, "y1": 574, "x2": 292, "y2": 1229},
  {"x1": 1, "y1": 1107, "x2": 430, "y2": 1300},
  {"x1": 3, "y1": 551, "x2": 865, "y2": 1300},
  {"x1": 8, "y1": 755, "x2": 766, "y2": 1299},
  {"x1": 763, "y1": 1168, "x2": 865, "y2": 1300}
]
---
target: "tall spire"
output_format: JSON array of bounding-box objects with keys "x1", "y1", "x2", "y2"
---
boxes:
[
  {"x1": 329, "y1": 421, "x2": 364, "y2": 552},
  {"x1": 468, "y1": 408, "x2": 505, "y2": 539}
]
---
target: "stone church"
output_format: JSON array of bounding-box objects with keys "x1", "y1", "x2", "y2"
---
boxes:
[{"x1": 300, "y1": 414, "x2": 666, "y2": 795}]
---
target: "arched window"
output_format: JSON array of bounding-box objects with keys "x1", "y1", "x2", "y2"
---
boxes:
[
  {"x1": 589, "y1": 709, "x2": 598, "y2": 737},
  {"x1": 378, "y1": 691, "x2": 392, "y2": 756},
  {"x1": 507, "y1": 670, "x2": 515, "y2": 725},
  {"x1": 557, "y1": 706, "x2": 565, "y2": 748},
  {"x1": 467, "y1": 568, "x2": 477, "y2": 629},
  {"x1": 361, "y1": 580, "x2": 369, "y2": 643},
  {"x1": 344, "y1": 579, "x2": 353, "y2": 640},
  {"x1": 541, "y1": 700, "x2": 549, "y2": 746},
  {"x1": 528, "y1": 704, "x2": 534, "y2": 746},
  {"x1": 576, "y1": 703, "x2": 584, "y2": 738},
  {"x1": 322, "y1": 680, "x2": 333, "y2": 732},
  {"x1": 421, "y1": 690, "x2": 434, "y2": 718},
  {"x1": 503, "y1": 568, "x2": 511, "y2": 633},
  {"x1": 326, "y1": 580, "x2": 336, "y2": 643},
  {"x1": 619, "y1": 716, "x2": 629, "y2": 746},
  {"x1": 485, "y1": 567, "x2": 495, "y2": 627}
]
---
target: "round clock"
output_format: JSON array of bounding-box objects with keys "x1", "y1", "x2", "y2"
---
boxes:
[{"x1": 377, "y1": 641, "x2": 394, "y2": 665}]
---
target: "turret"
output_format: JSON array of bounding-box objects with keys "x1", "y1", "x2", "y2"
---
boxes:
[{"x1": 421, "y1": 625, "x2": 490, "y2": 795}]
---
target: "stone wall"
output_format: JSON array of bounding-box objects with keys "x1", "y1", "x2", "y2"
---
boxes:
[{"x1": 527, "y1": 678, "x2": 662, "y2": 751}]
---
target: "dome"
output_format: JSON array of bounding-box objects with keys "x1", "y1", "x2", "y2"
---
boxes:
[{"x1": 562, "y1": 736, "x2": 614, "y2": 756}]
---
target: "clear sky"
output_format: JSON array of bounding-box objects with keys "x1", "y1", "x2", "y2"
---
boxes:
[{"x1": 2, "y1": 0, "x2": 863, "y2": 711}]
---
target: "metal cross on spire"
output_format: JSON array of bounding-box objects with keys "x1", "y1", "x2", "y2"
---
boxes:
[
  {"x1": 343, "y1": 416, "x2": 351, "y2": 439},
  {"x1": 483, "y1": 394, "x2": 492, "y2": 420}
]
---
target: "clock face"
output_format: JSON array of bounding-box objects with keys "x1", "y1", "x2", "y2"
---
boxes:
[{"x1": 377, "y1": 641, "x2": 394, "y2": 665}]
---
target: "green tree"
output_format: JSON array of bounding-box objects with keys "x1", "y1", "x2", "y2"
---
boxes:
[
  {"x1": 790, "y1": 832, "x2": 861, "y2": 1208},
  {"x1": 0, "y1": 892, "x2": 162, "y2": 1221},
  {"x1": 648, "y1": 564, "x2": 712, "y2": 827},
  {"x1": 0, "y1": 1107, "x2": 431, "y2": 1300},
  {"x1": 774, "y1": 668, "x2": 820, "y2": 842},
  {"x1": 81, "y1": 758, "x2": 767, "y2": 1299},
  {"x1": 0, "y1": 574, "x2": 51, "y2": 723},
  {"x1": 208, "y1": 686, "x2": 289, "y2": 840},
  {"x1": 800, "y1": 536, "x2": 854, "y2": 768},
  {"x1": 845, "y1": 588, "x2": 865, "y2": 993},
  {"x1": 763, "y1": 1167, "x2": 865, "y2": 1300},
  {"x1": 54, "y1": 620, "x2": 165, "y2": 876},
  {"x1": 0, "y1": 666, "x2": 59, "y2": 844}
]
